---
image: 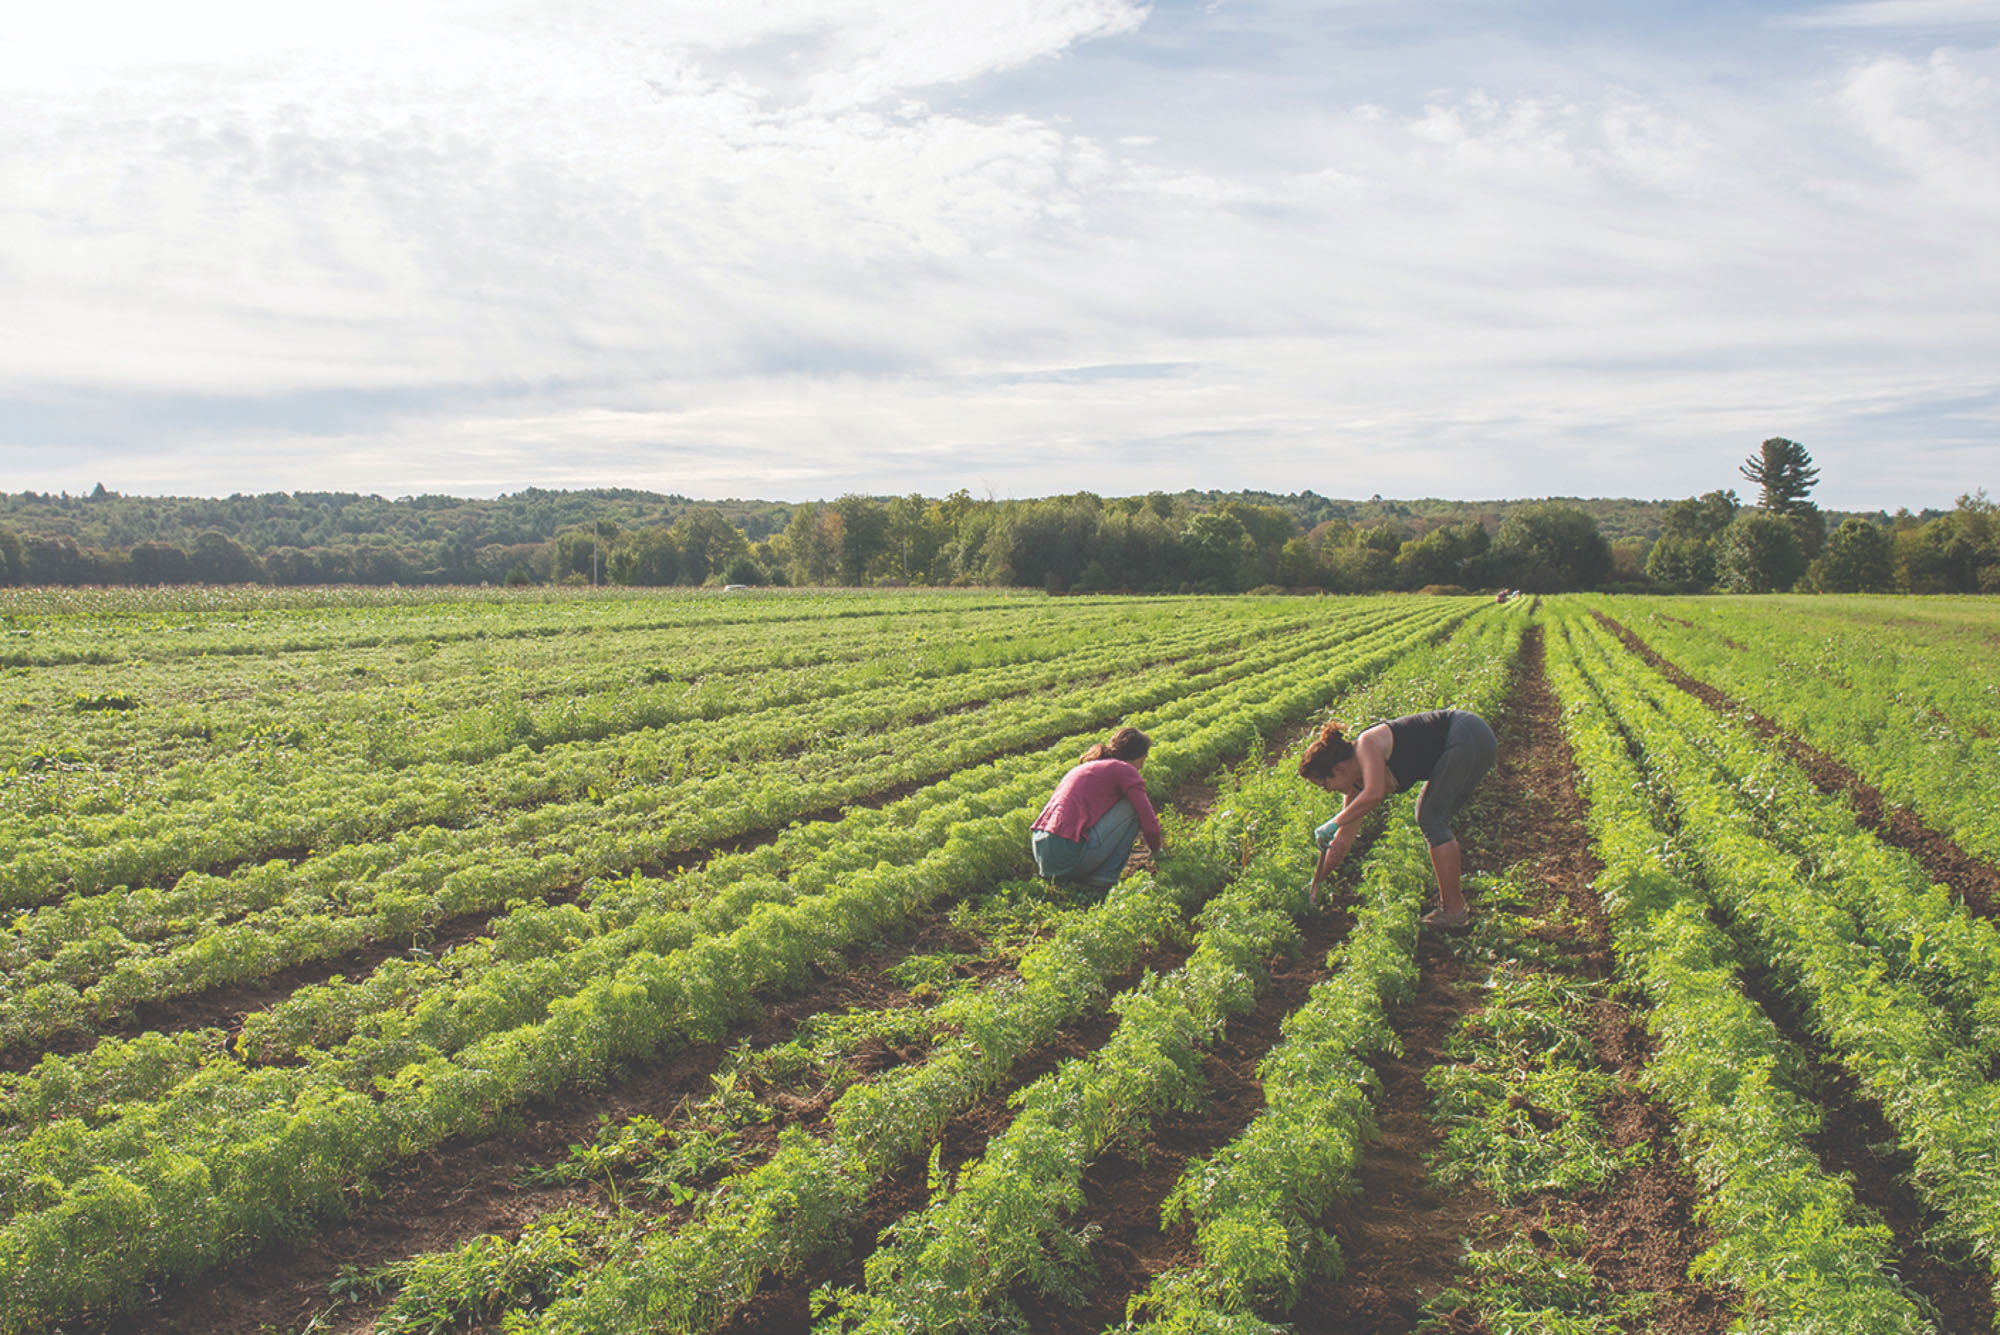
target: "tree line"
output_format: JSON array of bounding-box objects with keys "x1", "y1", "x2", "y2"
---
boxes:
[
  {"x1": 1645, "y1": 439, "x2": 1996, "y2": 594},
  {"x1": 0, "y1": 458, "x2": 1990, "y2": 594}
]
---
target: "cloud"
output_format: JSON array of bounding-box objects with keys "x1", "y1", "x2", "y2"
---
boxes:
[
  {"x1": 1780, "y1": 0, "x2": 2000, "y2": 29},
  {"x1": 0, "y1": 0, "x2": 1994, "y2": 511}
]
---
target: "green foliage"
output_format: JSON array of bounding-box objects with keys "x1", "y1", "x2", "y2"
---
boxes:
[
  {"x1": 1815, "y1": 517, "x2": 1895, "y2": 592},
  {"x1": 332, "y1": 1206, "x2": 620, "y2": 1332},
  {"x1": 1489, "y1": 503, "x2": 1612, "y2": 593},
  {"x1": 1717, "y1": 509, "x2": 1806, "y2": 592},
  {"x1": 1419, "y1": 1223, "x2": 1655, "y2": 1335},
  {"x1": 1426, "y1": 964, "x2": 1645, "y2": 1203},
  {"x1": 1740, "y1": 437, "x2": 1820, "y2": 516}
]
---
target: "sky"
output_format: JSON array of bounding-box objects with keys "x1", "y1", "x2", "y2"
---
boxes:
[{"x1": 2, "y1": 0, "x2": 1997, "y2": 510}]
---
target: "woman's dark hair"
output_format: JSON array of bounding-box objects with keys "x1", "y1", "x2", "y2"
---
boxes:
[
  {"x1": 1297, "y1": 720, "x2": 1355, "y2": 781},
  {"x1": 1083, "y1": 726, "x2": 1151, "y2": 764}
]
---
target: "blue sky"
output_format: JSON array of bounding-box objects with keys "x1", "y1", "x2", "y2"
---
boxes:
[{"x1": 2, "y1": 0, "x2": 1995, "y2": 509}]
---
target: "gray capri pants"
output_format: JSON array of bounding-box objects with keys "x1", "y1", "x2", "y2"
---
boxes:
[{"x1": 1414, "y1": 712, "x2": 1497, "y2": 848}]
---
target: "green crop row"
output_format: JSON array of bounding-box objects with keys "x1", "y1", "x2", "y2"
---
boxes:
[
  {"x1": 1593, "y1": 595, "x2": 2000, "y2": 868},
  {"x1": 0, "y1": 606, "x2": 1464, "y2": 1144},
  {"x1": 0, "y1": 606, "x2": 1478, "y2": 1332},
  {"x1": 1559, "y1": 606, "x2": 2000, "y2": 1318}
]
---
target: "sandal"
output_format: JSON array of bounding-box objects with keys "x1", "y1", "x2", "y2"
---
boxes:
[{"x1": 1422, "y1": 907, "x2": 1471, "y2": 931}]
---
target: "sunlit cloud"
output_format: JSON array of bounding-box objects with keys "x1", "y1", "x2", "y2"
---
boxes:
[{"x1": 1, "y1": 0, "x2": 1995, "y2": 510}]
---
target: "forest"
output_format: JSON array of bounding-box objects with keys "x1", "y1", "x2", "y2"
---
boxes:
[{"x1": 0, "y1": 480, "x2": 1991, "y2": 596}]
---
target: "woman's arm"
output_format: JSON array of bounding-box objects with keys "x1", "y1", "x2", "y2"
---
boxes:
[
  {"x1": 1308, "y1": 727, "x2": 1393, "y2": 902},
  {"x1": 1118, "y1": 764, "x2": 1165, "y2": 855},
  {"x1": 1331, "y1": 727, "x2": 1394, "y2": 830}
]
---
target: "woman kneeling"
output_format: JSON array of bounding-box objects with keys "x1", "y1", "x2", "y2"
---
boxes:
[{"x1": 1030, "y1": 726, "x2": 1163, "y2": 891}]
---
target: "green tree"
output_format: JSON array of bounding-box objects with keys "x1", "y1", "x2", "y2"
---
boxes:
[
  {"x1": 1180, "y1": 510, "x2": 1256, "y2": 591},
  {"x1": 1740, "y1": 438, "x2": 1819, "y2": 513},
  {"x1": 832, "y1": 495, "x2": 891, "y2": 585},
  {"x1": 885, "y1": 494, "x2": 949, "y2": 584},
  {"x1": 0, "y1": 525, "x2": 22, "y2": 584},
  {"x1": 1718, "y1": 510, "x2": 1807, "y2": 592},
  {"x1": 780, "y1": 504, "x2": 839, "y2": 585},
  {"x1": 1741, "y1": 437, "x2": 1823, "y2": 557},
  {"x1": 1393, "y1": 521, "x2": 1490, "y2": 590},
  {"x1": 127, "y1": 542, "x2": 195, "y2": 584},
  {"x1": 1645, "y1": 490, "x2": 1737, "y2": 591},
  {"x1": 1489, "y1": 503, "x2": 1611, "y2": 592},
  {"x1": 188, "y1": 530, "x2": 264, "y2": 584},
  {"x1": 1276, "y1": 536, "x2": 1327, "y2": 589},
  {"x1": 1896, "y1": 515, "x2": 1981, "y2": 593},
  {"x1": 673, "y1": 508, "x2": 752, "y2": 585},
  {"x1": 1814, "y1": 518, "x2": 1894, "y2": 593},
  {"x1": 608, "y1": 527, "x2": 682, "y2": 586},
  {"x1": 1327, "y1": 523, "x2": 1401, "y2": 592}
]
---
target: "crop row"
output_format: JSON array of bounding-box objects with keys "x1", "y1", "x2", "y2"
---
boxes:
[
  {"x1": 1557, "y1": 604, "x2": 2000, "y2": 1317},
  {"x1": 0, "y1": 604, "x2": 1467, "y2": 1144},
  {"x1": 0, "y1": 606, "x2": 1448, "y2": 1058},
  {"x1": 0, "y1": 587, "x2": 1069, "y2": 669},
  {"x1": 2, "y1": 599, "x2": 1280, "y2": 906},
  {"x1": 1594, "y1": 595, "x2": 2000, "y2": 867},
  {"x1": 0, "y1": 605, "x2": 1480, "y2": 1331}
]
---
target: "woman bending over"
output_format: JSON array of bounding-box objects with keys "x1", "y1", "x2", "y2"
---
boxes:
[
  {"x1": 1031, "y1": 726, "x2": 1163, "y2": 891},
  {"x1": 1298, "y1": 710, "x2": 1496, "y2": 927}
]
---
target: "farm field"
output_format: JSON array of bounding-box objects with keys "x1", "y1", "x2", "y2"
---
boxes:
[{"x1": 2, "y1": 588, "x2": 1999, "y2": 1335}]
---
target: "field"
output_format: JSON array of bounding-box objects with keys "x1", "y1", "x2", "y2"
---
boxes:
[{"x1": 3, "y1": 587, "x2": 1999, "y2": 1335}]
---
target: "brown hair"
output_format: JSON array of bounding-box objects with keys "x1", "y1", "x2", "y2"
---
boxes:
[
  {"x1": 1297, "y1": 720, "x2": 1355, "y2": 781},
  {"x1": 1083, "y1": 726, "x2": 1151, "y2": 764}
]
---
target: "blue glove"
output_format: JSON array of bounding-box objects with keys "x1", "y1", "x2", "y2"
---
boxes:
[{"x1": 1314, "y1": 817, "x2": 1342, "y2": 849}]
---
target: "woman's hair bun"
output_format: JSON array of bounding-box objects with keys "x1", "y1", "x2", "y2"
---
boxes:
[{"x1": 1298, "y1": 719, "x2": 1356, "y2": 780}]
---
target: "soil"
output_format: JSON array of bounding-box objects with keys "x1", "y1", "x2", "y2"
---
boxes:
[{"x1": 54, "y1": 618, "x2": 1998, "y2": 1335}]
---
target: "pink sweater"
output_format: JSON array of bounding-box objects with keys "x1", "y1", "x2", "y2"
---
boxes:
[{"x1": 1031, "y1": 759, "x2": 1162, "y2": 845}]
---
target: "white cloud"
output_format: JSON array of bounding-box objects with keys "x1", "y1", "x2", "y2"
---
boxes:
[
  {"x1": 1781, "y1": 0, "x2": 2000, "y2": 29},
  {"x1": 0, "y1": 0, "x2": 1995, "y2": 510}
]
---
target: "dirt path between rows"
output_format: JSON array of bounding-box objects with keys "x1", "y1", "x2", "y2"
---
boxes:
[{"x1": 1300, "y1": 627, "x2": 1729, "y2": 1334}]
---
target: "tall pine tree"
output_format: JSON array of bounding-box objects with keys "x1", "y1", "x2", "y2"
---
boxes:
[{"x1": 1741, "y1": 437, "x2": 1823, "y2": 557}]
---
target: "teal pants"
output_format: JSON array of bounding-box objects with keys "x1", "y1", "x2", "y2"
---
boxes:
[{"x1": 1031, "y1": 799, "x2": 1142, "y2": 889}]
